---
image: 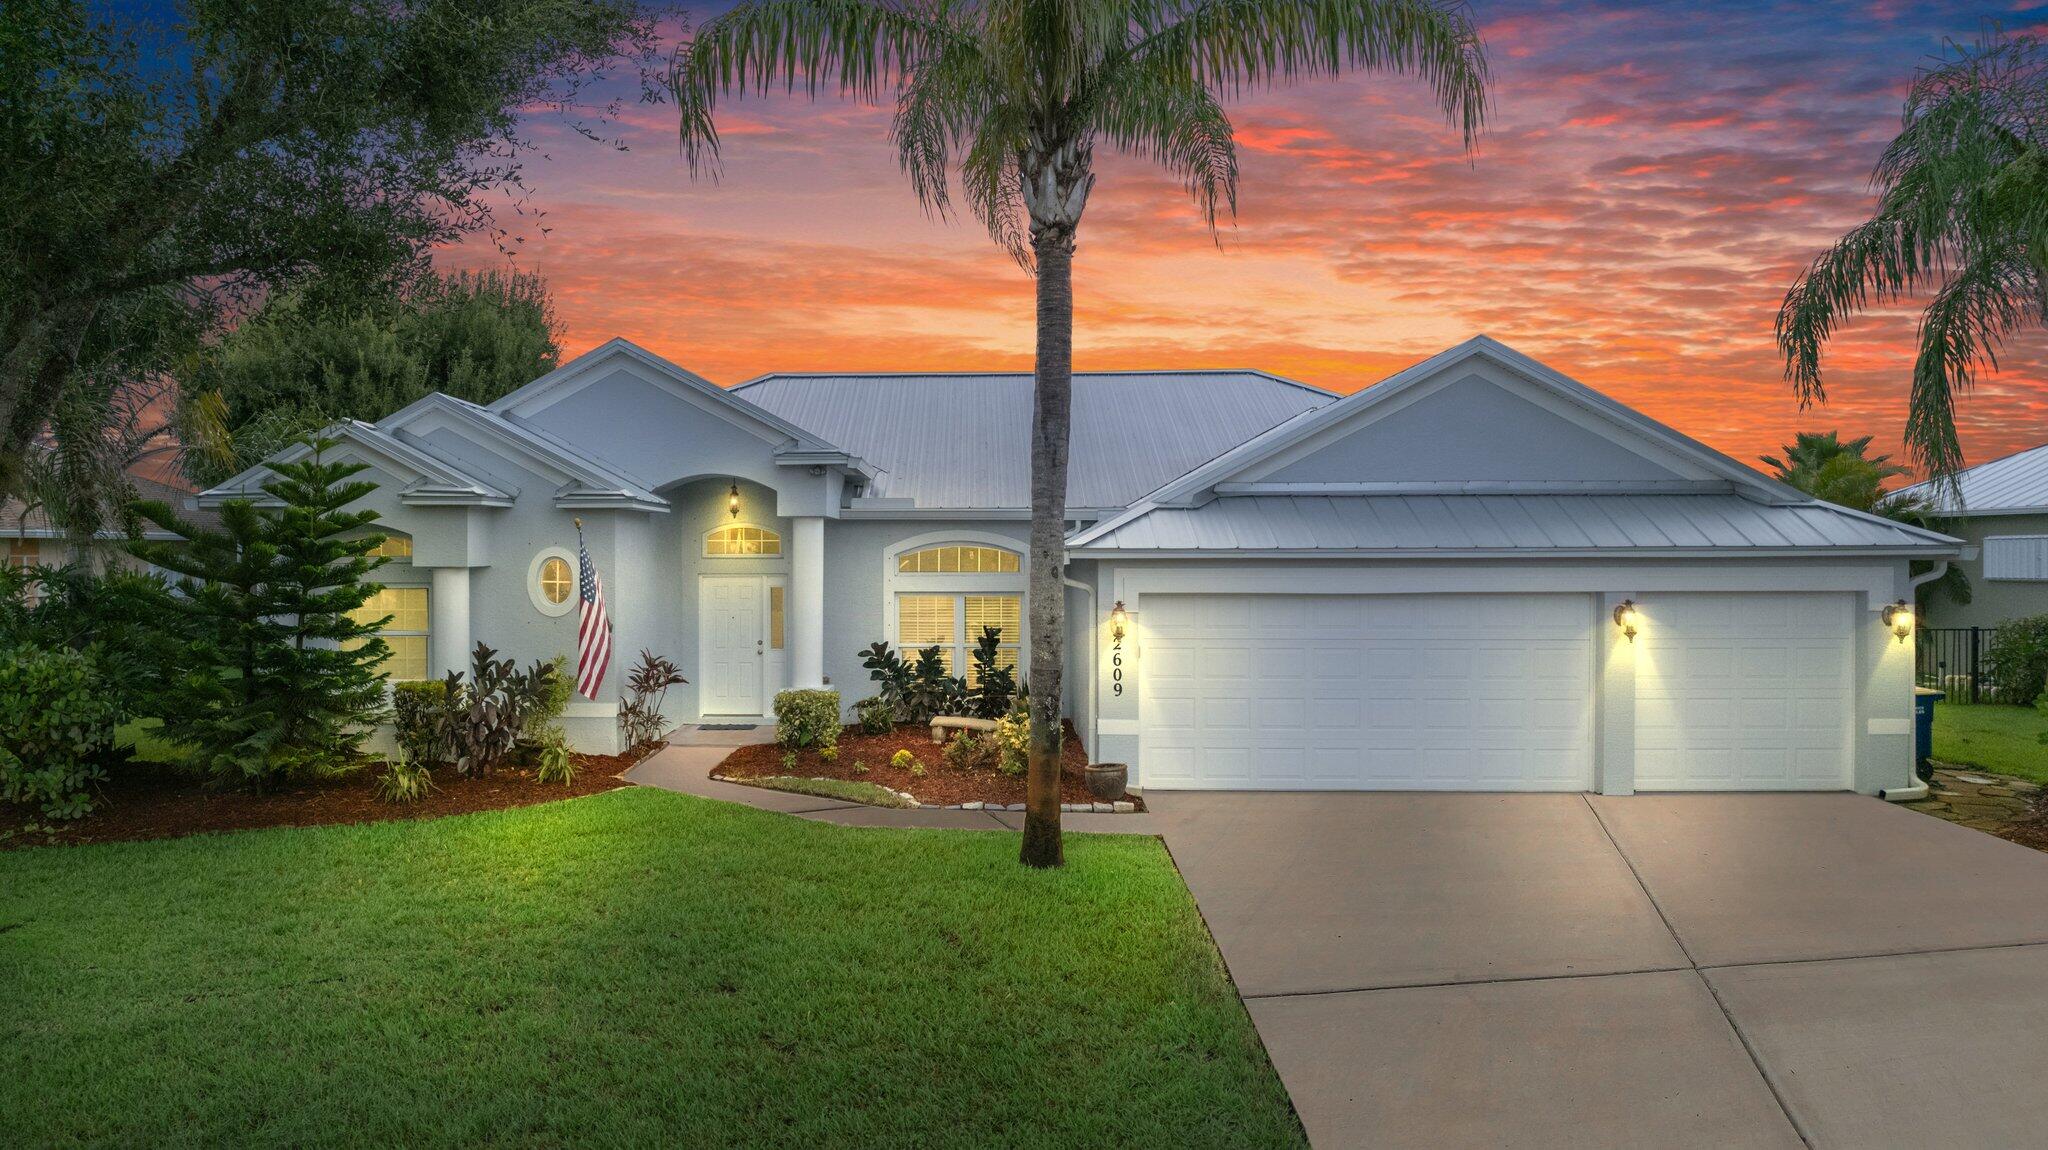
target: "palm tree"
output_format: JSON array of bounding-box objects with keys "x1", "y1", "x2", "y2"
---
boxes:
[
  {"x1": 671, "y1": 0, "x2": 1490, "y2": 867},
  {"x1": 1759, "y1": 430, "x2": 1912, "y2": 512},
  {"x1": 1777, "y1": 27, "x2": 2048, "y2": 483}
]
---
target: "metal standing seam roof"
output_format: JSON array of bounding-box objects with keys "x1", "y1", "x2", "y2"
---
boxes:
[
  {"x1": 1068, "y1": 494, "x2": 1962, "y2": 554},
  {"x1": 1895, "y1": 442, "x2": 2048, "y2": 514},
  {"x1": 730, "y1": 371, "x2": 1333, "y2": 510}
]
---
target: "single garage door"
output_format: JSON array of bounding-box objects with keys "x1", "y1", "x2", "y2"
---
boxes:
[
  {"x1": 1139, "y1": 593, "x2": 1595, "y2": 790},
  {"x1": 1634, "y1": 592, "x2": 1854, "y2": 790}
]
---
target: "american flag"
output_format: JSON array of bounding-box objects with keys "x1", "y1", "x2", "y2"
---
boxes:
[{"x1": 575, "y1": 523, "x2": 612, "y2": 699}]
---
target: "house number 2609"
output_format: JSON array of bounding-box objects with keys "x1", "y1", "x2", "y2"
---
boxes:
[{"x1": 1111, "y1": 635, "x2": 1124, "y2": 696}]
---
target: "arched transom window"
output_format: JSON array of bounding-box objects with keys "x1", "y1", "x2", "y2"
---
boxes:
[
  {"x1": 896, "y1": 544, "x2": 1019, "y2": 574},
  {"x1": 705, "y1": 523, "x2": 781, "y2": 557}
]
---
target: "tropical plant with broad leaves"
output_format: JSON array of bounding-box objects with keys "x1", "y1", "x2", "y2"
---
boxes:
[
  {"x1": 1778, "y1": 27, "x2": 2048, "y2": 483},
  {"x1": 671, "y1": 0, "x2": 1490, "y2": 866}
]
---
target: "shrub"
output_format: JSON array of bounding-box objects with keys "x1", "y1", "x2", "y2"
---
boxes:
[
  {"x1": 851, "y1": 760, "x2": 868, "y2": 774},
  {"x1": 519, "y1": 654, "x2": 573, "y2": 760},
  {"x1": 909, "y1": 759, "x2": 926, "y2": 778},
  {"x1": 890, "y1": 749, "x2": 915, "y2": 771},
  {"x1": 943, "y1": 730, "x2": 999, "y2": 772},
  {"x1": 858, "y1": 641, "x2": 912, "y2": 718},
  {"x1": 392, "y1": 680, "x2": 452, "y2": 764},
  {"x1": 854, "y1": 694, "x2": 895, "y2": 735},
  {"x1": 0, "y1": 645, "x2": 119, "y2": 818},
  {"x1": 818, "y1": 745, "x2": 839, "y2": 763},
  {"x1": 535, "y1": 738, "x2": 576, "y2": 786},
  {"x1": 781, "y1": 750, "x2": 798, "y2": 770},
  {"x1": 775, "y1": 688, "x2": 841, "y2": 750},
  {"x1": 966, "y1": 626, "x2": 1018, "y2": 719},
  {"x1": 442, "y1": 643, "x2": 559, "y2": 776},
  {"x1": 619, "y1": 650, "x2": 687, "y2": 749},
  {"x1": 372, "y1": 751, "x2": 435, "y2": 804},
  {"x1": 1984, "y1": 616, "x2": 2048, "y2": 706},
  {"x1": 904, "y1": 645, "x2": 966, "y2": 722},
  {"x1": 992, "y1": 706, "x2": 1030, "y2": 778}
]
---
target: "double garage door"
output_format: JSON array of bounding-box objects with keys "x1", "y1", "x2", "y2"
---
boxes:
[{"x1": 1138, "y1": 592, "x2": 1855, "y2": 791}]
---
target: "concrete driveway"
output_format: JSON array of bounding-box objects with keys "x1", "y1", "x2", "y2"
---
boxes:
[{"x1": 1153, "y1": 791, "x2": 2048, "y2": 1149}]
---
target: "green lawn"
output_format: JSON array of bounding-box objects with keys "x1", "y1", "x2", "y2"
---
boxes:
[
  {"x1": 728, "y1": 774, "x2": 916, "y2": 808},
  {"x1": 1932, "y1": 702, "x2": 2048, "y2": 782},
  {"x1": 0, "y1": 788, "x2": 1302, "y2": 1147},
  {"x1": 114, "y1": 717, "x2": 192, "y2": 767}
]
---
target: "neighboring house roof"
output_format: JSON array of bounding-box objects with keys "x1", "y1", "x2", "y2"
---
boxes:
[
  {"x1": 1066, "y1": 493, "x2": 1958, "y2": 556},
  {"x1": 731, "y1": 370, "x2": 1333, "y2": 512},
  {"x1": 1895, "y1": 442, "x2": 2048, "y2": 515},
  {"x1": 3, "y1": 469, "x2": 214, "y2": 541}
]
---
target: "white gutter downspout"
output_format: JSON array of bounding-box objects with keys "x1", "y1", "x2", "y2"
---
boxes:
[
  {"x1": 1061, "y1": 566, "x2": 1097, "y2": 760},
  {"x1": 1881, "y1": 561, "x2": 1951, "y2": 802}
]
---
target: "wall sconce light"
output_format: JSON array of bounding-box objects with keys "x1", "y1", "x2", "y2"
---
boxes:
[
  {"x1": 1881, "y1": 600, "x2": 1913, "y2": 643},
  {"x1": 1612, "y1": 599, "x2": 1639, "y2": 642},
  {"x1": 727, "y1": 480, "x2": 742, "y2": 519},
  {"x1": 1109, "y1": 600, "x2": 1129, "y2": 641}
]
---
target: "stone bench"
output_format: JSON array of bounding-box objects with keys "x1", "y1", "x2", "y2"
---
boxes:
[{"x1": 930, "y1": 715, "x2": 999, "y2": 744}]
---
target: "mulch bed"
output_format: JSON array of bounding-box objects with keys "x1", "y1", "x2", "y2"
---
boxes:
[
  {"x1": 714, "y1": 721, "x2": 1138, "y2": 809},
  {"x1": 0, "y1": 748, "x2": 655, "y2": 851}
]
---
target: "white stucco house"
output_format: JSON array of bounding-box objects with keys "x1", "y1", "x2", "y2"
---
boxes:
[{"x1": 204, "y1": 334, "x2": 1958, "y2": 796}]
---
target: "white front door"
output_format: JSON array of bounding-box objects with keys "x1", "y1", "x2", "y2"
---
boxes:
[
  {"x1": 1139, "y1": 593, "x2": 1596, "y2": 790},
  {"x1": 701, "y1": 576, "x2": 767, "y2": 715}
]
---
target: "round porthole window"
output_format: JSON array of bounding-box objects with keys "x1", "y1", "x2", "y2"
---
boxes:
[{"x1": 527, "y1": 547, "x2": 577, "y2": 617}]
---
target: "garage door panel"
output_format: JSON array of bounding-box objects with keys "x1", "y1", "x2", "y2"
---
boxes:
[
  {"x1": 1140, "y1": 593, "x2": 1595, "y2": 791},
  {"x1": 1634, "y1": 592, "x2": 1853, "y2": 792}
]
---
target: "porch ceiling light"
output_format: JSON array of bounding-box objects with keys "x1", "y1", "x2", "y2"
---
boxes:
[
  {"x1": 1109, "y1": 600, "x2": 1130, "y2": 641},
  {"x1": 727, "y1": 480, "x2": 742, "y2": 519},
  {"x1": 1881, "y1": 600, "x2": 1913, "y2": 643},
  {"x1": 1612, "y1": 599, "x2": 1639, "y2": 642}
]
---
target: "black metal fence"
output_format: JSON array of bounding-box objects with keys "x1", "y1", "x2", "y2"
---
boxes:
[{"x1": 1916, "y1": 626, "x2": 1999, "y2": 703}]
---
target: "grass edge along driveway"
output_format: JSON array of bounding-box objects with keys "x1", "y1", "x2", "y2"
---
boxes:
[
  {"x1": 1933, "y1": 702, "x2": 2048, "y2": 783},
  {"x1": 0, "y1": 787, "x2": 1303, "y2": 1147}
]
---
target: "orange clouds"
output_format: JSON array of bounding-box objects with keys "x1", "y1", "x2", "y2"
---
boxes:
[{"x1": 440, "y1": 0, "x2": 2046, "y2": 479}]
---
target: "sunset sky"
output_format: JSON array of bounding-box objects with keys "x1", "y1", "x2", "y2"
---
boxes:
[{"x1": 441, "y1": 0, "x2": 2048, "y2": 478}]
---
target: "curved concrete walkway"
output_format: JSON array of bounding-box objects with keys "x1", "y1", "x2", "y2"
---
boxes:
[{"x1": 624, "y1": 741, "x2": 1164, "y2": 835}]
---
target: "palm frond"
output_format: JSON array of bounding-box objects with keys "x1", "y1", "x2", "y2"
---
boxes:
[
  {"x1": 1091, "y1": 60, "x2": 1238, "y2": 231},
  {"x1": 670, "y1": 0, "x2": 975, "y2": 177},
  {"x1": 1907, "y1": 248, "x2": 2043, "y2": 478},
  {"x1": 1119, "y1": 0, "x2": 1489, "y2": 147},
  {"x1": 961, "y1": 125, "x2": 1032, "y2": 267},
  {"x1": 890, "y1": 34, "x2": 1001, "y2": 218}
]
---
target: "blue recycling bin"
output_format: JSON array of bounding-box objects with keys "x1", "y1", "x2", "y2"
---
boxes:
[{"x1": 1914, "y1": 687, "x2": 1944, "y2": 780}]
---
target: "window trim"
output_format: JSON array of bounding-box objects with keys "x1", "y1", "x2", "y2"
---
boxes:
[
  {"x1": 528, "y1": 546, "x2": 577, "y2": 616},
  {"x1": 704, "y1": 522, "x2": 783, "y2": 558},
  {"x1": 882, "y1": 530, "x2": 1028, "y2": 679},
  {"x1": 353, "y1": 584, "x2": 431, "y2": 682}
]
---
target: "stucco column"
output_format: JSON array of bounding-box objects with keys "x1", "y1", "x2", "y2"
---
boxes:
[
  {"x1": 790, "y1": 516, "x2": 826, "y2": 689},
  {"x1": 429, "y1": 566, "x2": 472, "y2": 679}
]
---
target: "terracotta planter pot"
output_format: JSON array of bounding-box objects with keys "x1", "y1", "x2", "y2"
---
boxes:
[{"x1": 1084, "y1": 763, "x2": 1128, "y2": 801}]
